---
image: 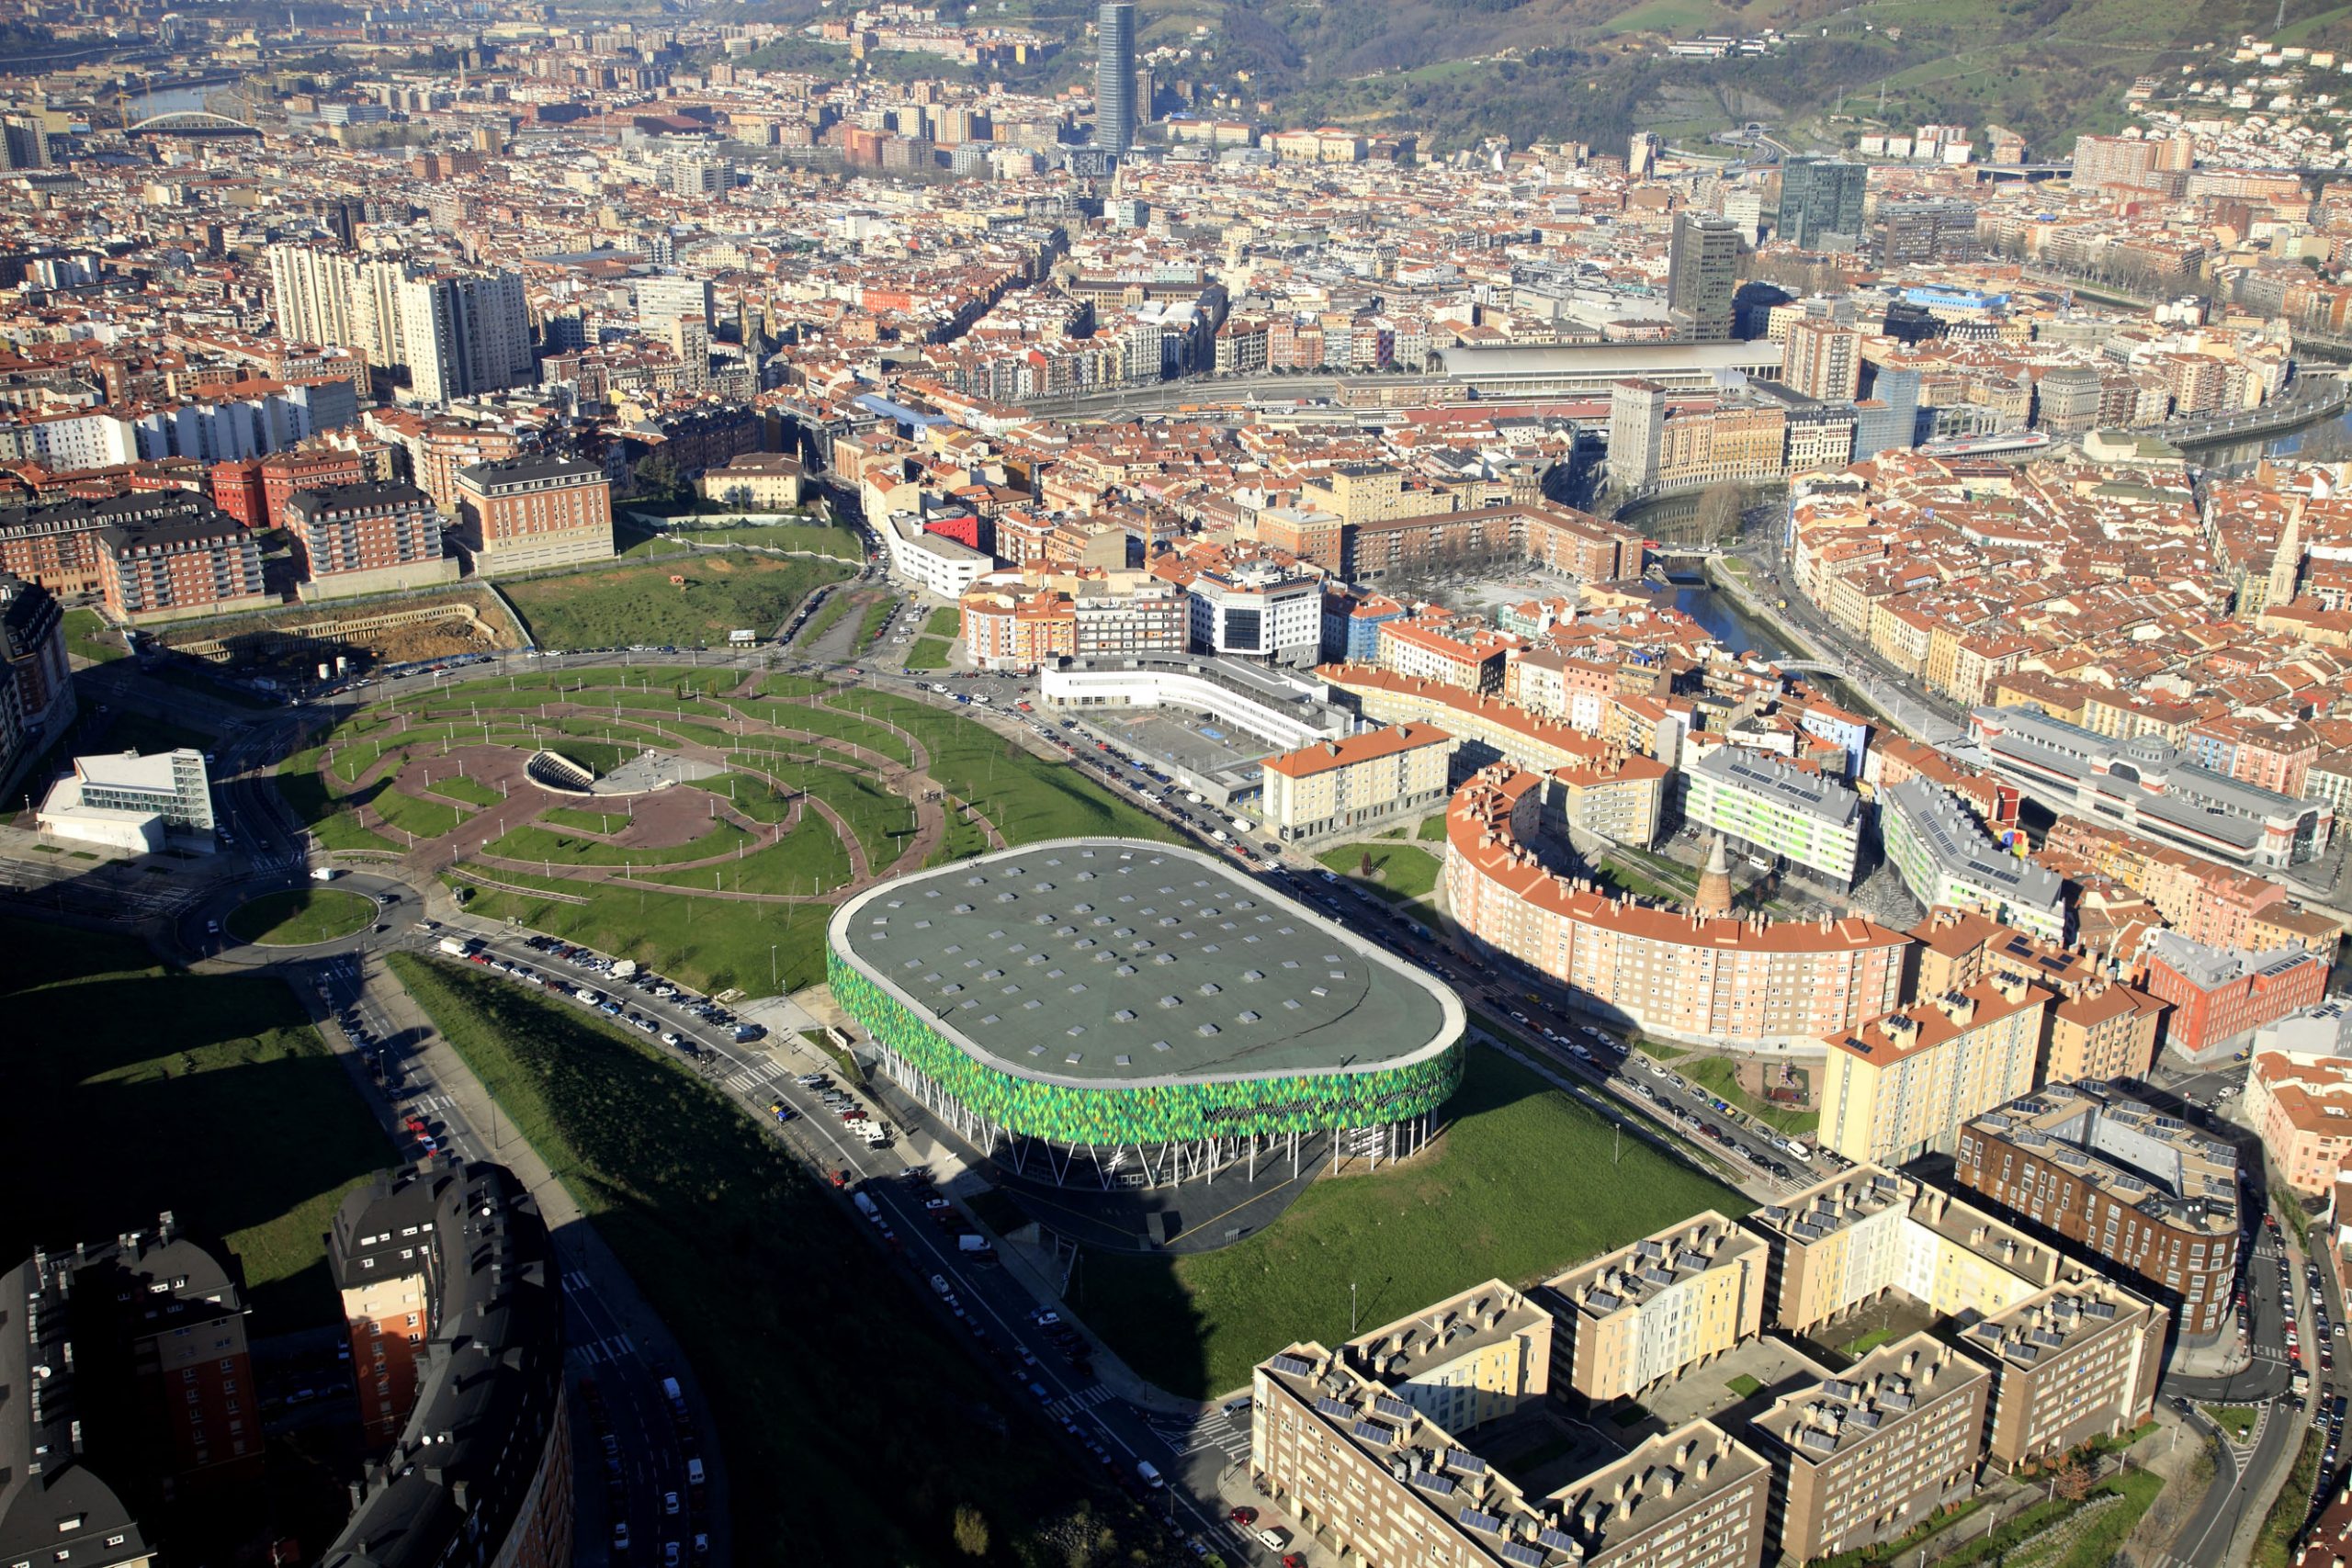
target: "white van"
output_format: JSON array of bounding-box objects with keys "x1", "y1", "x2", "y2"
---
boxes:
[{"x1": 1136, "y1": 1461, "x2": 1164, "y2": 1489}]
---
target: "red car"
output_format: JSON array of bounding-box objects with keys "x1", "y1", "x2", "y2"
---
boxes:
[
  {"x1": 1227, "y1": 1507, "x2": 1257, "y2": 1527},
  {"x1": 1283, "y1": 1557, "x2": 1306, "y2": 1568},
  {"x1": 403, "y1": 1115, "x2": 428, "y2": 1134},
  {"x1": 831, "y1": 1168, "x2": 852, "y2": 1189}
]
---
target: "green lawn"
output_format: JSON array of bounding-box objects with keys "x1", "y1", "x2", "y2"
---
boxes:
[
  {"x1": 682, "y1": 772, "x2": 798, "y2": 824},
  {"x1": 755, "y1": 673, "x2": 835, "y2": 701},
  {"x1": 387, "y1": 955, "x2": 1168, "y2": 1566},
  {"x1": 0, "y1": 916, "x2": 388, "y2": 1334},
  {"x1": 1317, "y1": 843, "x2": 1442, "y2": 903},
  {"x1": 923, "y1": 606, "x2": 961, "y2": 637},
  {"x1": 423, "y1": 773, "x2": 504, "y2": 808},
  {"x1": 2257, "y1": 1429, "x2": 2325, "y2": 1568},
  {"x1": 2208, "y1": 1405, "x2": 2259, "y2": 1442},
  {"x1": 744, "y1": 758, "x2": 914, "y2": 867},
  {"x1": 503, "y1": 554, "x2": 851, "y2": 651},
  {"x1": 1725, "y1": 1373, "x2": 1763, "y2": 1397},
  {"x1": 227, "y1": 888, "x2": 377, "y2": 946},
  {"x1": 544, "y1": 739, "x2": 634, "y2": 777},
  {"x1": 62, "y1": 607, "x2": 126, "y2": 662},
  {"x1": 640, "y1": 827, "x2": 854, "y2": 898},
  {"x1": 451, "y1": 872, "x2": 833, "y2": 998},
  {"x1": 854, "y1": 597, "x2": 896, "y2": 646},
  {"x1": 1840, "y1": 1326, "x2": 1897, "y2": 1358},
  {"x1": 369, "y1": 786, "x2": 470, "y2": 842},
  {"x1": 487, "y1": 817, "x2": 752, "y2": 869},
  {"x1": 276, "y1": 749, "x2": 404, "y2": 852},
  {"x1": 1416, "y1": 814, "x2": 1449, "y2": 842},
  {"x1": 1679, "y1": 1055, "x2": 1818, "y2": 1136},
  {"x1": 676, "y1": 522, "x2": 862, "y2": 558},
  {"x1": 842, "y1": 691, "x2": 1176, "y2": 848},
  {"x1": 903, "y1": 637, "x2": 954, "y2": 671},
  {"x1": 754, "y1": 699, "x2": 915, "y2": 767},
  {"x1": 1080, "y1": 1046, "x2": 1747, "y2": 1399}
]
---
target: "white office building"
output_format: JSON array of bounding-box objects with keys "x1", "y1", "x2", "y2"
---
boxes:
[
  {"x1": 37, "y1": 748, "x2": 214, "y2": 853},
  {"x1": 1185, "y1": 561, "x2": 1322, "y2": 666}
]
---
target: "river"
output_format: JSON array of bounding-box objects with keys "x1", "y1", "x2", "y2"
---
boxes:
[
  {"x1": 1675, "y1": 581, "x2": 1787, "y2": 661},
  {"x1": 127, "y1": 85, "x2": 217, "y2": 119}
]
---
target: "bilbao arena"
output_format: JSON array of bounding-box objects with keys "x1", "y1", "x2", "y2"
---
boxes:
[
  {"x1": 1443, "y1": 765, "x2": 1908, "y2": 1051},
  {"x1": 828, "y1": 839, "x2": 1466, "y2": 1187}
]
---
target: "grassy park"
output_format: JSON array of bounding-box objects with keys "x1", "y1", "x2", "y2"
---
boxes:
[
  {"x1": 390, "y1": 954, "x2": 1169, "y2": 1567},
  {"x1": 904, "y1": 637, "x2": 954, "y2": 670},
  {"x1": 1318, "y1": 842, "x2": 1443, "y2": 904},
  {"x1": 62, "y1": 607, "x2": 127, "y2": 662},
  {"x1": 227, "y1": 887, "x2": 378, "y2": 946},
  {"x1": 0, "y1": 916, "x2": 387, "y2": 1333},
  {"x1": 503, "y1": 555, "x2": 851, "y2": 650},
  {"x1": 923, "y1": 606, "x2": 961, "y2": 637},
  {"x1": 1081, "y1": 1046, "x2": 1747, "y2": 1398}
]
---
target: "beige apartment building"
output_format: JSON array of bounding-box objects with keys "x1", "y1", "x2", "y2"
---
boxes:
[
  {"x1": 1542, "y1": 1212, "x2": 1767, "y2": 1403},
  {"x1": 1817, "y1": 972, "x2": 2052, "y2": 1165},
  {"x1": 1261, "y1": 723, "x2": 1456, "y2": 843},
  {"x1": 1961, "y1": 1273, "x2": 2163, "y2": 1472},
  {"x1": 1255, "y1": 1313, "x2": 1772, "y2": 1568},
  {"x1": 1751, "y1": 1334, "x2": 1990, "y2": 1563},
  {"x1": 1340, "y1": 1280, "x2": 1554, "y2": 1436},
  {"x1": 1744, "y1": 1167, "x2": 2058, "y2": 1338},
  {"x1": 1548, "y1": 1422, "x2": 1772, "y2": 1568}
]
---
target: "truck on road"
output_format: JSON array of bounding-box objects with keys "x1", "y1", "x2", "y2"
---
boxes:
[
  {"x1": 437, "y1": 937, "x2": 469, "y2": 957},
  {"x1": 310, "y1": 866, "x2": 340, "y2": 882}
]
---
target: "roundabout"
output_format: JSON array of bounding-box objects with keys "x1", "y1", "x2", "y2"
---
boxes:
[{"x1": 225, "y1": 886, "x2": 379, "y2": 946}]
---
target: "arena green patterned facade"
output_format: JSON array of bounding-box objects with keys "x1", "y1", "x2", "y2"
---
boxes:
[{"x1": 827, "y1": 840, "x2": 1466, "y2": 1150}]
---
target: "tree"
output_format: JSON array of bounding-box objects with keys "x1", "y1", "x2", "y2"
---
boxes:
[
  {"x1": 632, "y1": 451, "x2": 688, "y2": 508},
  {"x1": 951, "y1": 1505, "x2": 989, "y2": 1557},
  {"x1": 1695, "y1": 480, "x2": 1745, "y2": 544}
]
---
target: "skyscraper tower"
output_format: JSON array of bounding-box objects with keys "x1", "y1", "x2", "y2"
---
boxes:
[
  {"x1": 1666, "y1": 212, "x2": 1739, "y2": 343},
  {"x1": 1094, "y1": 1, "x2": 1136, "y2": 155}
]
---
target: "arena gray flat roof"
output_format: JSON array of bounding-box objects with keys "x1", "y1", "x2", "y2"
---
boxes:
[{"x1": 829, "y1": 840, "x2": 1463, "y2": 1087}]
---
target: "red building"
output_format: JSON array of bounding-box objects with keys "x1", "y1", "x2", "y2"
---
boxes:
[
  {"x1": 209, "y1": 457, "x2": 266, "y2": 529},
  {"x1": 262, "y1": 447, "x2": 368, "y2": 532},
  {"x1": 97, "y1": 506, "x2": 270, "y2": 623},
  {"x1": 2140, "y1": 931, "x2": 2330, "y2": 1060},
  {"x1": 922, "y1": 512, "x2": 987, "y2": 553}
]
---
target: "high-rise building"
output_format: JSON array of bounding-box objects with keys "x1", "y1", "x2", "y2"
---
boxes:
[
  {"x1": 1666, "y1": 212, "x2": 1740, "y2": 341},
  {"x1": 0, "y1": 570, "x2": 73, "y2": 795},
  {"x1": 266, "y1": 243, "x2": 410, "y2": 368},
  {"x1": 1093, "y1": 1, "x2": 1137, "y2": 155},
  {"x1": 1854, "y1": 365, "x2": 1922, "y2": 457},
  {"x1": 1777, "y1": 159, "x2": 1868, "y2": 249},
  {"x1": 284, "y1": 481, "x2": 458, "y2": 600},
  {"x1": 0, "y1": 114, "x2": 52, "y2": 171},
  {"x1": 398, "y1": 272, "x2": 533, "y2": 406},
  {"x1": 1607, "y1": 378, "x2": 1669, "y2": 491},
  {"x1": 1628, "y1": 130, "x2": 1665, "y2": 178},
  {"x1": 636, "y1": 273, "x2": 714, "y2": 333},
  {"x1": 1817, "y1": 972, "x2": 2051, "y2": 1166},
  {"x1": 1781, "y1": 319, "x2": 1864, "y2": 401}
]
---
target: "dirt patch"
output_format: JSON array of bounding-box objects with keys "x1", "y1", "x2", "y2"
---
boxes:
[
  {"x1": 153, "y1": 586, "x2": 521, "y2": 675},
  {"x1": 1737, "y1": 1058, "x2": 1814, "y2": 1110}
]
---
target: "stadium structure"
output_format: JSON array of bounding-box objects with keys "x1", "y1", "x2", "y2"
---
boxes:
[{"x1": 827, "y1": 839, "x2": 1466, "y2": 1188}]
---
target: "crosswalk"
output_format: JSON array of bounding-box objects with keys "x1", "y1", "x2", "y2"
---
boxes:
[
  {"x1": 566, "y1": 1333, "x2": 637, "y2": 1368},
  {"x1": 726, "y1": 1062, "x2": 780, "y2": 1094},
  {"x1": 1045, "y1": 1383, "x2": 1115, "y2": 1420},
  {"x1": 1152, "y1": 1412, "x2": 1252, "y2": 1462}
]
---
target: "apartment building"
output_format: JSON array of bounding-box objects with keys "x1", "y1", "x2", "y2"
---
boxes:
[
  {"x1": 1781, "y1": 320, "x2": 1864, "y2": 401},
  {"x1": 1340, "y1": 1280, "x2": 1553, "y2": 1436},
  {"x1": 1818, "y1": 972, "x2": 2052, "y2": 1166},
  {"x1": 1254, "y1": 1314, "x2": 1770, "y2": 1568},
  {"x1": 1882, "y1": 777, "x2": 2066, "y2": 942},
  {"x1": 1547, "y1": 1423, "x2": 1771, "y2": 1568},
  {"x1": 1541, "y1": 1212, "x2": 1768, "y2": 1402},
  {"x1": 0, "y1": 570, "x2": 73, "y2": 792},
  {"x1": 324, "y1": 1160, "x2": 571, "y2": 1568},
  {"x1": 1907, "y1": 908, "x2": 2164, "y2": 1085},
  {"x1": 1377, "y1": 618, "x2": 1514, "y2": 694},
  {"x1": 1185, "y1": 558, "x2": 1323, "y2": 664},
  {"x1": 2245, "y1": 1047, "x2": 2352, "y2": 1197},
  {"x1": 1446, "y1": 766, "x2": 1907, "y2": 1050},
  {"x1": 0, "y1": 1215, "x2": 258, "y2": 1568},
  {"x1": 1744, "y1": 1167, "x2": 2059, "y2": 1338},
  {"x1": 1960, "y1": 1274, "x2": 2163, "y2": 1472},
  {"x1": 1261, "y1": 723, "x2": 1456, "y2": 842},
  {"x1": 283, "y1": 481, "x2": 457, "y2": 600},
  {"x1": 1544, "y1": 751, "x2": 1670, "y2": 849},
  {"x1": 1751, "y1": 1335, "x2": 1990, "y2": 1562},
  {"x1": 1683, "y1": 746, "x2": 1864, "y2": 886},
  {"x1": 96, "y1": 511, "x2": 268, "y2": 623},
  {"x1": 2140, "y1": 931, "x2": 2330, "y2": 1062},
  {"x1": 452, "y1": 454, "x2": 614, "y2": 578},
  {"x1": 1953, "y1": 1083, "x2": 2242, "y2": 1342}
]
